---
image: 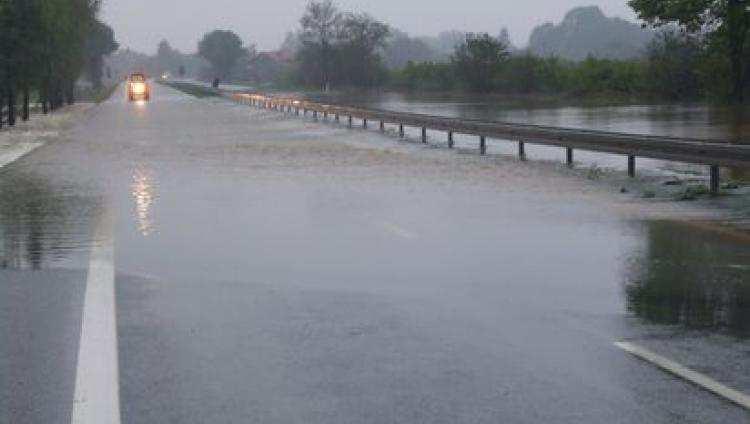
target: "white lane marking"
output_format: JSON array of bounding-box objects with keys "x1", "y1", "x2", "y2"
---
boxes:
[
  {"x1": 71, "y1": 209, "x2": 121, "y2": 424},
  {"x1": 615, "y1": 341, "x2": 750, "y2": 410},
  {"x1": 381, "y1": 222, "x2": 418, "y2": 240},
  {"x1": 0, "y1": 141, "x2": 44, "y2": 168}
]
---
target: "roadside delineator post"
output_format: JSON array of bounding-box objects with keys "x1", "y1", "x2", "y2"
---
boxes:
[
  {"x1": 363, "y1": 118, "x2": 368, "y2": 129},
  {"x1": 399, "y1": 124, "x2": 404, "y2": 138},
  {"x1": 448, "y1": 132, "x2": 454, "y2": 148},
  {"x1": 380, "y1": 121, "x2": 385, "y2": 132},
  {"x1": 518, "y1": 141, "x2": 526, "y2": 160},
  {"x1": 480, "y1": 136, "x2": 487, "y2": 155},
  {"x1": 628, "y1": 155, "x2": 636, "y2": 177},
  {"x1": 348, "y1": 115, "x2": 353, "y2": 128},
  {"x1": 421, "y1": 127, "x2": 427, "y2": 144}
]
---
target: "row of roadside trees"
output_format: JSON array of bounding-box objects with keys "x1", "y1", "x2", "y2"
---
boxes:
[{"x1": 0, "y1": 0, "x2": 117, "y2": 128}]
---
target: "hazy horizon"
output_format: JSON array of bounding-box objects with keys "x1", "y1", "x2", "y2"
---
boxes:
[{"x1": 101, "y1": 0, "x2": 637, "y2": 54}]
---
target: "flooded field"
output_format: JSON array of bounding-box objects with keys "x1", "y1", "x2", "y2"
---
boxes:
[
  {"x1": 308, "y1": 92, "x2": 750, "y2": 182},
  {"x1": 314, "y1": 92, "x2": 750, "y2": 142}
]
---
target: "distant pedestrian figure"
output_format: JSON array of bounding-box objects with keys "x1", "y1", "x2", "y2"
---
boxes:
[{"x1": 212, "y1": 78, "x2": 220, "y2": 89}]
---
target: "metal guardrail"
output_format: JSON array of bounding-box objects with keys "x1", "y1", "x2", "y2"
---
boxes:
[{"x1": 229, "y1": 92, "x2": 750, "y2": 194}]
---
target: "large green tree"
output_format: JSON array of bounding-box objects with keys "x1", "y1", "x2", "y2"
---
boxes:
[
  {"x1": 337, "y1": 13, "x2": 389, "y2": 87},
  {"x1": 0, "y1": 0, "x2": 107, "y2": 123},
  {"x1": 198, "y1": 30, "x2": 248, "y2": 81},
  {"x1": 452, "y1": 33, "x2": 509, "y2": 92},
  {"x1": 298, "y1": 0, "x2": 342, "y2": 90},
  {"x1": 629, "y1": 0, "x2": 750, "y2": 103},
  {"x1": 86, "y1": 19, "x2": 118, "y2": 88}
]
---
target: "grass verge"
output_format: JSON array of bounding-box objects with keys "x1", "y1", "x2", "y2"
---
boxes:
[{"x1": 159, "y1": 81, "x2": 221, "y2": 98}]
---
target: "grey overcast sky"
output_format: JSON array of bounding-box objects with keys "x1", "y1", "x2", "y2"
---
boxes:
[{"x1": 101, "y1": 0, "x2": 637, "y2": 54}]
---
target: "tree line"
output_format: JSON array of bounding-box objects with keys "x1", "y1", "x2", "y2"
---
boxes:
[
  {"x1": 0, "y1": 0, "x2": 117, "y2": 128},
  {"x1": 259, "y1": 0, "x2": 749, "y2": 104},
  {"x1": 157, "y1": 0, "x2": 750, "y2": 104}
]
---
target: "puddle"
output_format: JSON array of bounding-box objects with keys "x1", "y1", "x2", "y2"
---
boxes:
[{"x1": 624, "y1": 220, "x2": 750, "y2": 337}]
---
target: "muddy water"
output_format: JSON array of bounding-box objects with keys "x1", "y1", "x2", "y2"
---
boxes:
[
  {"x1": 312, "y1": 92, "x2": 750, "y2": 180},
  {"x1": 3, "y1": 84, "x2": 750, "y2": 422},
  {"x1": 315, "y1": 92, "x2": 750, "y2": 142},
  {"x1": 624, "y1": 221, "x2": 750, "y2": 337}
]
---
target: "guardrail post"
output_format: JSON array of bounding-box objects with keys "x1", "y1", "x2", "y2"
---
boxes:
[
  {"x1": 348, "y1": 115, "x2": 352, "y2": 128},
  {"x1": 380, "y1": 121, "x2": 385, "y2": 132},
  {"x1": 628, "y1": 155, "x2": 636, "y2": 177},
  {"x1": 421, "y1": 127, "x2": 427, "y2": 144},
  {"x1": 399, "y1": 124, "x2": 404, "y2": 138},
  {"x1": 480, "y1": 136, "x2": 487, "y2": 155},
  {"x1": 448, "y1": 132, "x2": 454, "y2": 148},
  {"x1": 363, "y1": 118, "x2": 368, "y2": 129},
  {"x1": 710, "y1": 165, "x2": 720, "y2": 195},
  {"x1": 566, "y1": 147, "x2": 574, "y2": 166},
  {"x1": 518, "y1": 141, "x2": 525, "y2": 159}
]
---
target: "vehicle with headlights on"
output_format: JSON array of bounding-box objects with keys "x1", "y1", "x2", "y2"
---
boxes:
[{"x1": 127, "y1": 73, "x2": 150, "y2": 101}]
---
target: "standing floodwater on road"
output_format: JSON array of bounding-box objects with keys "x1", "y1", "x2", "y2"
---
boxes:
[
  {"x1": 1, "y1": 82, "x2": 749, "y2": 423},
  {"x1": 5, "y1": 1, "x2": 750, "y2": 422}
]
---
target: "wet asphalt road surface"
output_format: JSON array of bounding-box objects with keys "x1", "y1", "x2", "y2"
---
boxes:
[{"x1": 1, "y1": 83, "x2": 749, "y2": 423}]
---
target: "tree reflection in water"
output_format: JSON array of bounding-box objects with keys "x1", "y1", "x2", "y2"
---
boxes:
[
  {"x1": 625, "y1": 220, "x2": 750, "y2": 337},
  {"x1": 0, "y1": 170, "x2": 99, "y2": 270}
]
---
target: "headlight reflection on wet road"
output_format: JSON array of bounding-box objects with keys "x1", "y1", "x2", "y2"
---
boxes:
[{"x1": 131, "y1": 166, "x2": 156, "y2": 236}]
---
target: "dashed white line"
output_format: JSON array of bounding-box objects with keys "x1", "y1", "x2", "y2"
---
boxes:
[
  {"x1": 71, "y1": 209, "x2": 121, "y2": 424},
  {"x1": 615, "y1": 341, "x2": 750, "y2": 410}
]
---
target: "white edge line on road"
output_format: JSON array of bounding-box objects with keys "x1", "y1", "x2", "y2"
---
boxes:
[
  {"x1": 614, "y1": 341, "x2": 750, "y2": 410},
  {"x1": 71, "y1": 209, "x2": 121, "y2": 424},
  {"x1": 0, "y1": 141, "x2": 45, "y2": 169}
]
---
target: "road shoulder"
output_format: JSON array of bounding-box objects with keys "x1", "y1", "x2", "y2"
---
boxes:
[{"x1": 0, "y1": 104, "x2": 95, "y2": 169}]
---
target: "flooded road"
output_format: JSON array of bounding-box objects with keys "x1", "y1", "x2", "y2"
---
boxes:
[{"x1": 1, "y1": 83, "x2": 749, "y2": 423}]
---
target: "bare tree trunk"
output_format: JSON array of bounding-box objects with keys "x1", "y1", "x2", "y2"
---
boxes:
[
  {"x1": 8, "y1": 88, "x2": 16, "y2": 126},
  {"x1": 22, "y1": 87, "x2": 30, "y2": 121},
  {"x1": 66, "y1": 81, "x2": 75, "y2": 105},
  {"x1": 727, "y1": 0, "x2": 747, "y2": 103},
  {"x1": 41, "y1": 85, "x2": 48, "y2": 114}
]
